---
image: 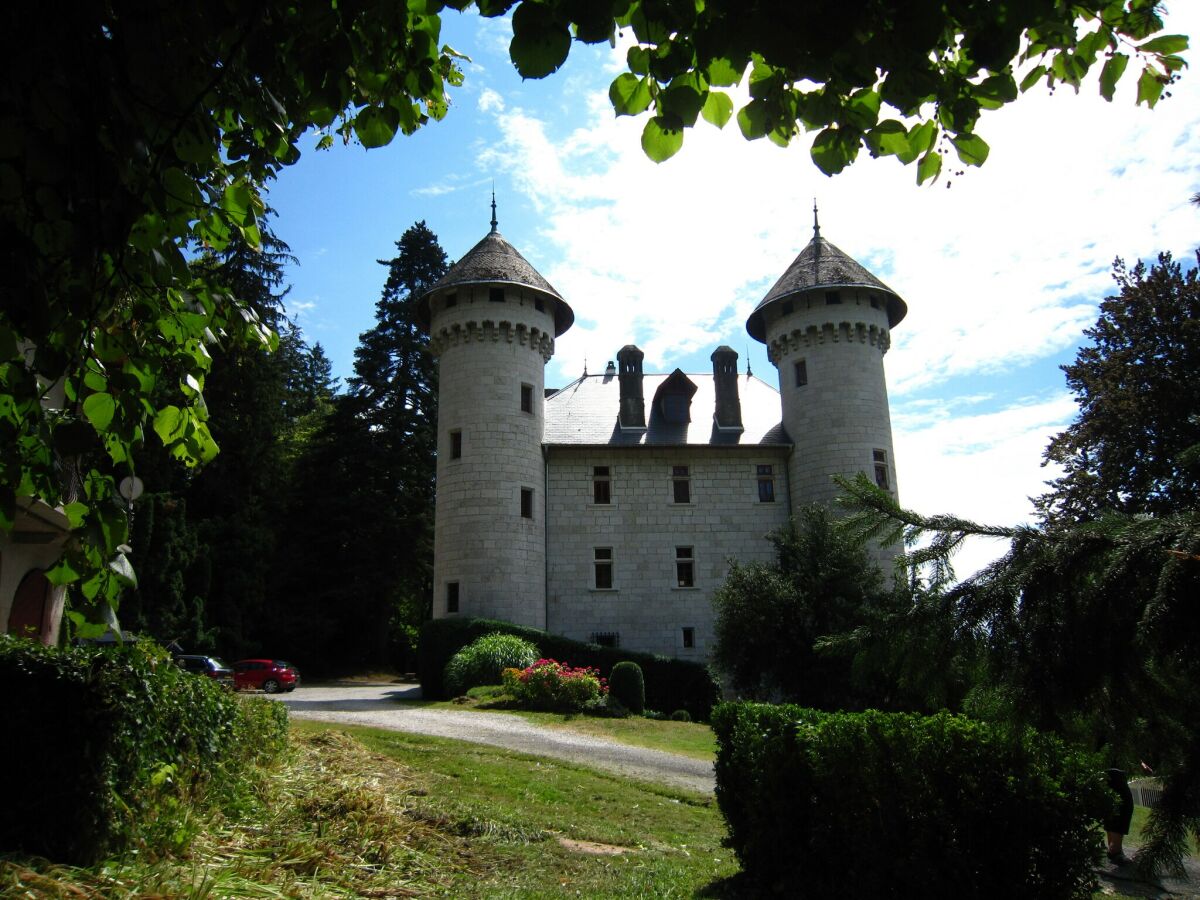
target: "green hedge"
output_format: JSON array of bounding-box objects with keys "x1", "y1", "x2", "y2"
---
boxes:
[
  {"x1": 418, "y1": 617, "x2": 720, "y2": 720},
  {"x1": 0, "y1": 636, "x2": 288, "y2": 865},
  {"x1": 712, "y1": 703, "x2": 1110, "y2": 899}
]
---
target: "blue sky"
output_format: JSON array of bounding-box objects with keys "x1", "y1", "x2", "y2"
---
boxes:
[{"x1": 264, "y1": 6, "x2": 1200, "y2": 575}]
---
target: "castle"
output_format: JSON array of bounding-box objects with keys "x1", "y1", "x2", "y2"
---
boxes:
[{"x1": 417, "y1": 207, "x2": 906, "y2": 659}]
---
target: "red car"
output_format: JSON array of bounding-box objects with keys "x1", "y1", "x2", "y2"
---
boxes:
[{"x1": 232, "y1": 659, "x2": 300, "y2": 693}]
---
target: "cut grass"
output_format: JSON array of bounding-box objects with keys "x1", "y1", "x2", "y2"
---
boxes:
[
  {"x1": 416, "y1": 694, "x2": 718, "y2": 761},
  {"x1": 2, "y1": 721, "x2": 736, "y2": 899}
]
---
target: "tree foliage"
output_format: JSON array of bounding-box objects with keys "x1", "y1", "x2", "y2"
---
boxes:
[
  {"x1": 501, "y1": 0, "x2": 1188, "y2": 177},
  {"x1": 1037, "y1": 252, "x2": 1200, "y2": 523},
  {"x1": 711, "y1": 505, "x2": 886, "y2": 708}
]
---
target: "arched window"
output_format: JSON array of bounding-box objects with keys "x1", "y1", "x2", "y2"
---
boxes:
[{"x1": 8, "y1": 569, "x2": 50, "y2": 642}]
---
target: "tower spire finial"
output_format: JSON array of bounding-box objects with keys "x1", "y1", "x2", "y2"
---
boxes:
[
  {"x1": 490, "y1": 185, "x2": 498, "y2": 234},
  {"x1": 812, "y1": 199, "x2": 821, "y2": 239}
]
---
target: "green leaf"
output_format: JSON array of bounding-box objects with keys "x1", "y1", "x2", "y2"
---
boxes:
[
  {"x1": 82, "y1": 392, "x2": 116, "y2": 432},
  {"x1": 1100, "y1": 53, "x2": 1129, "y2": 101},
  {"x1": 736, "y1": 99, "x2": 771, "y2": 139},
  {"x1": 222, "y1": 181, "x2": 255, "y2": 226},
  {"x1": 810, "y1": 128, "x2": 851, "y2": 176},
  {"x1": 950, "y1": 133, "x2": 990, "y2": 166},
  {"x1": 660, "y1": 83, "x2": 704, "y2": 127},
  {"x1": 46, "y1": 556, "x2": 82, "y2": 586},
  {"x1": 1138, "y1": 34, "x2": 1189, "y2": 55},
  {"x1": 706, "y1": 57, "x2": 742, "y2": 87},
  {"x1": 916, "y1": 149, "x2": 943, "y2": 185},
  {"x1": 1019, "y1": 64, "x2": 1048, "y2": 92},
  {"x1": 907, "y1": 120, "x2": 938, "y2": 156},
  {"x1": 510, "y1": 2, "x2": 571, "y2": 79},
  {"x1": 109, "y1": 550, "x2": 137, "y2": 588},
  {"x1": 700, "y1": 91, "x2": 733, "y2": 128},
  {"x1": 154, "y1": 405, "x2": 187, "y2": 444},
  {"x1": 1136, "y1": 66, "x2": 1165, "y2": 107},
  {"x1": 641, "y1": 116, "x2": 684, "y2": 163},
  {"x1": 627, "y1": 46, "x2": 650, "y2": 76},
  {"x1": 867, "y1": 120, "x2": 914, "y2": 163},
  {"x1": 353, "y1": 105, "x2": 400, "y2": 148},
  {"x1": 609, "y1": 73, "x2": 652, "y2": 116}
]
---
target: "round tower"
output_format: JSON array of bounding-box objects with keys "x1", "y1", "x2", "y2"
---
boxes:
[
  {"x1": 746, "y1": 208, "x2": 907, "y2": 569},
  {"x1": 418, "y1": 206, "x2": 573, "y2": 627}
]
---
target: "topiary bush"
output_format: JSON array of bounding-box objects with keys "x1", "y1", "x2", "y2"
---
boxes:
[
  {"x1": 0, "y1": 636, "x2": 288, "y2": 865},
  {"x1": 442, "y1": 632, "x2": 539, "y2": 697},
  {"x1": 670, "y1": 709, "x2": 692, "y2": 722},
  {"x1": 419, "y1": 617, "x2": 720, "y2": 720},
  {"x1": 608, "y1": 660, "x2": 645, "y2": 714},
  {"x1": 712, "y1": 702, "x2": 1110, "y2": 899}
]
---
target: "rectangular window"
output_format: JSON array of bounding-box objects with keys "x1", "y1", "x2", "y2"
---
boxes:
[
  {"x1": 445, "y1": 292, "x2": 457, "y2": 309},
  {"x1": 757, "y1": 464, "x2": 776, "y2": 502},
  {"x1": 682, "y1": 627, "x2": 695, "y2": 649},
  {"x1": 873, "y1": 449, "x2": 890, "y2": 490},
  {"x1": 450, "y1": 429, "x2": 462, "y2": 459},
  {"x1": 593, "y1": 466, "x2": 611, "y2": 504},
  {"x1": 594, "y1": 547, "x2": 613, "y2": 590},
  {"x1": 675, "y1": 546, "x2": 695, "y2": 588},
  {"x1": 520, "y1": 383, "x2": 533, "y2": 413},
  {"x1": 781, "y1": 299, "x2": 794, "y2": 315},
  {"x1": 794, "y1": 359, "x2": 807, "y2": 387},
  {"x1": 489, "y1": 287, "x2": 505, "y2": 303},
  {"x1": 591, "y1": 632, "x2": 620, "y2": 648},
  {"x1": 672, "y1": 465, "x2": 690, "y2": 504},
  {"x1": 520, "y1": 487, "x2": 533, "y2": 518},
  {"x1": 869, "y1": 295, "x2": 879, "y2": 309},
  {"x1": 535, "y1": 297, "x2": 545, "y2": 312},
  {"x1": 446, "y1": 582, "x2": 459, "y2": 614},
  {"x1": 825, "y1": 290, "x2": 842, "y2": 305}
]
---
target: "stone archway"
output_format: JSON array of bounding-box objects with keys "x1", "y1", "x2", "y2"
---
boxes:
[{"x1": 7, "y1": 569, "x2": 51, "y2": 642}]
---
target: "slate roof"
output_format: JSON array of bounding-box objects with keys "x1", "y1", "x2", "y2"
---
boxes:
[
  {"x1": 544, "y1": 372, "x2": 789, "y2": 447},
  {"x1": 746, "y1": 234, "x2": 907, "y2": 341},
  {"x1": 418, "y1": 230, "x2": 575, "y2": 336}
]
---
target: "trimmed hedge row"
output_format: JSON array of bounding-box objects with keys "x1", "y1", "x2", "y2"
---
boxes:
[
  {"x1": 712, "y1": 702, "x2": 1110, "y2": 899},
  {"x1": 0, "y1": 636, "x2": 288, "y2": 865},
  {"x1": 418, "y1": 617, "x2": 720, "y2": 720}
]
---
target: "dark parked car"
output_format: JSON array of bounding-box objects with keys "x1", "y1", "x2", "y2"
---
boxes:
[
  {"x1": 232, "y1": 659, "x2": 300, "y2": 693},
  {"x1": 174, "y1": 654, "x2": 235, "y2": 689}
]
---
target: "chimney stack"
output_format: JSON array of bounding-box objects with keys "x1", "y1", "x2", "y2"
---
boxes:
[
  {"x1": 711, "y1": 346, "x2": 743, "y2": 431},
  {"x1": 616, "y1": 344, "x2": 645, "y2": 430}
]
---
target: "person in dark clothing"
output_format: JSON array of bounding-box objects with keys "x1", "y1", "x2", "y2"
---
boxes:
[{"x1": 1105, "y1": 768, "x2": 1135, "y2": 865}]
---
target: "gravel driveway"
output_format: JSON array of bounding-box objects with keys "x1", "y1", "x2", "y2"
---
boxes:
[{"x1": 277, "y1": 682, "x2": 715, "y2": 795}]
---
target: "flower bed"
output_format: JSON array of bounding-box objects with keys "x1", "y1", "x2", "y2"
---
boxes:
[{"x1": 502, "y1": 659, "x2": 607, "y2": 712}]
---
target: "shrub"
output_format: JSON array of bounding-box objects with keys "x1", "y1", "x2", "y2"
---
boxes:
[
  {"x1": 419, "y1": 617, "x2": 720, "y2": 720},
  {"x1": 670, "y1": 709, "x2": 692, "y2": 722},
  {"x1": 0, "y1": 636, "x2": 288, "y2": 865},
  {"x1": 502, "y1": 659, "x2": 606, "y2": 712},
  {"x1": 442, "y1": 632, "x2": 539, "y2": 696},
  {"x1": 712, "y1": 702, "x2": 1110, "y2": 899},
  {"x1": 608, "y1": 660, "x2": 645, "y2": 714}
]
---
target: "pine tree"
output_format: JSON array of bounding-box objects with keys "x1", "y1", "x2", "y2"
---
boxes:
[{"x1": 1037, "y1": 252, "x2": 1200, "y2": 523}]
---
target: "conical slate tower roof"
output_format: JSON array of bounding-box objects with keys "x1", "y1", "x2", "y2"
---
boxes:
[
  {"x1": 419, "y1": 213, "x2": 574, "y2": 336},
  {"x1": 746, "y1": 216, "x2": 907, "y2": 342}
]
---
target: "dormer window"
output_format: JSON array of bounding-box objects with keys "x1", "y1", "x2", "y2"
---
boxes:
[{"x1": 651, "y1": 369, "x2": 697, "y2": 425}]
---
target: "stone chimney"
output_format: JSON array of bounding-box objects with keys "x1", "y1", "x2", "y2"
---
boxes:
[
  {"x1": 616, "y1": 344, "x2": 645, "y2": 429},
  {"x1": 711, "y1": 346, "x2": 743, "y2": 431}
]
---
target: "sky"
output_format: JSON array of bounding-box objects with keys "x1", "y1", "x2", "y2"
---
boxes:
[{"x1": 264, "y1": 5, "x2": 1200, "y2": 577}]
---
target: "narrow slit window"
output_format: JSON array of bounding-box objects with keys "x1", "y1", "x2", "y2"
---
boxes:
[
  {"x1": 757, "y1": 464, "x2": 775, "y2": 503},
  {"x1": 873, "y1": 449, "x2": 890, "y2": 490},
  {"x1": 520, "y1": 383, "x2": 533, "y2": 413},
  {"x1": 593, "y1": 466, "x2": 611, "y2": 504},
  {"x1": 672, "y1": 465, "x2": 690, "y2": 504},
  {"x1": 446, "y1": 582, "x2": 459, "y2": 614},
  {"x1": 594, "y1": 547, "x2": 613, "y2": 590},
  {"x1": 682, "y1": 627, "x2": 695, "y2": 649},
  {"x1": 450, "y1": 430, "x2": 462, "y2": 459},
  {"x1": 675, "y1": 546, "x2": 695, "y2": 588},
  {"x1": 520, "y1": 487, "x2": 533, "y2": 519},
  {"x1": 794, "y1": 359, "x2": 808, "y2": 387}
]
